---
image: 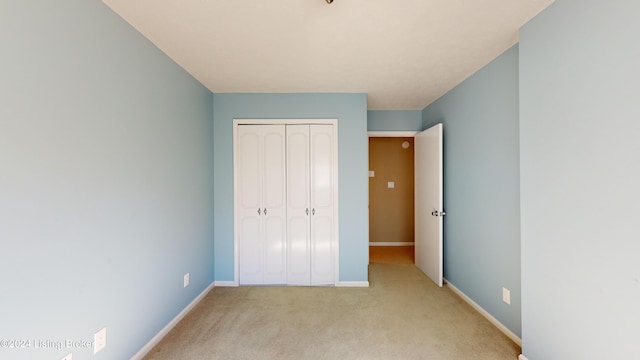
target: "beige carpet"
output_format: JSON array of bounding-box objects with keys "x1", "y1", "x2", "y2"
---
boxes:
[{"x1": 144, "y1": 264, "x2": 520, "y2": 360}]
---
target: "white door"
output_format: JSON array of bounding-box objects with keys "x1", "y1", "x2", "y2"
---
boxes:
[
  {"x1": 238, "y1": 125, "x2": 287, "y2": 285},
  {"x1": 286, "y1": 125, "x2": 311, "y2": 285},
  {"x1": 286, "y1": 124, "x2": 335, "y2": 285},
  {"x1": 262, "y1": 126, "x2": 287, "y2": 284},
  {"x1": 414, "y1": 123, "x2": 443, "y2": 287},
  {"x1": 309, "y1": 125, "x2": 335, "y2": 285}
]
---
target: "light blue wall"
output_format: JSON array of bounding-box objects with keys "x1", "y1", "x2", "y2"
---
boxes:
[
  {"x1": 0, "y1": 2, "x2": 214, "y2": 360},
  {"x1": 367, "y1": 110, "x2": 422, "y2": 131},
  {"x1": 519, "y1": 1, "x2": 640, "y2": 359},
  {"x1": 213, "y1": 93, "x2": 369, "y2": 282},
  {"x1": 422, "y1": 45, "x2": 522, "y2": 336}
]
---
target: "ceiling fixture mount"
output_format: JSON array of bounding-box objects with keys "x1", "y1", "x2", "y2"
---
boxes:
[{"x1": 325, "y1": 0, "x2": 333, "y2": 4}]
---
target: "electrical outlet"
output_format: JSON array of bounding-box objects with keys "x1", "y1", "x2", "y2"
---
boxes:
[
  {"x1": 184, "y1": 273, "x2": 190, "y2": 288},
  {"x1": 387, "y1": 181, "x2": 395, "y2": 189},
  {"x1": 94, "y1": 327, "x2": 106, "y2": 354},
  {"x1": 59, "y1": 353, "x2": 73, "y2": 360},
  {"x1": 502, "y1": 287, "x2": 511, "y2": 305}
]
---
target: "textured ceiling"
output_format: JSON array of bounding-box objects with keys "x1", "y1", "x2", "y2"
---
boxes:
[{"x1": 102, "y1": 0, "x2": 553, "y2": 110}]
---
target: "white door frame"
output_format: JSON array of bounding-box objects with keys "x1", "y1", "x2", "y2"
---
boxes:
[
  {"x1": 368, "y1": 130, "x2": 445, "y2": 280},
  {"x1": 233, "y1": 119, "x2": 339, "y2": 286},
  {"x1": 368, "y1": 131, "x2": 419, "y2": 138},
  {"x1": 367, "y1": 131, "x2": 419, "y2": 246}
]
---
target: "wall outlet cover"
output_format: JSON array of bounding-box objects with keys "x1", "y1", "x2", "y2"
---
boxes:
[
  {"x1": 94, "y1": 327, "x2": 106, "y2": 354},
  {"x1": 369, "y1": 170, "x2": 375, "y2": 177},
  {"x1": 184, "y1": 273, "x2": 190, "y2": 288},
  {"x1": 387, "y1": 181, "x2": 395, "y2": 188}
]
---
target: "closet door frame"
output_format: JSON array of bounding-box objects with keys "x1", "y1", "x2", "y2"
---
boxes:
[{"x1": 233, "y1": 119, "x2": 339, "y2": 286}]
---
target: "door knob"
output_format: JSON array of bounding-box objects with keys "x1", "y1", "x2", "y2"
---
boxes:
[
  {"x1": 431, "y1": 210, "x2": 439, "y2": 217},
  {"x1": 264, "y1": 208, "x2": 267, "y2": 215},
  {"x1": 258, "y1": 208, "x2": 261, "y2": 215}
]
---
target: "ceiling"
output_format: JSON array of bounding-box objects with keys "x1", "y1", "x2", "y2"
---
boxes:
[{"x1": 102, "y1": 0, "x2": 553, "y2": 110}]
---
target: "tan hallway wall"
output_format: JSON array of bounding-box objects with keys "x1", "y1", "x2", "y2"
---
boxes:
[{"x1": 368, "y1": 137, "x2": 414, "y2": 243}]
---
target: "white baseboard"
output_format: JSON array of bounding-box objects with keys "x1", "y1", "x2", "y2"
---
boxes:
[
  {"x1": 335, "y1": 281, "x2": 370, "y2": 287},
  {"x1": 213, "y1": 280, "x2": 238, "y2": 287},
  {"x1": 131, "y1": 281, "x2": 215, "y2": 360},
  {"x1": 369, "y1": 242, "x2": 415, "y2": 246},
  {"x1": 519, "y1": 355, "x2": 529, "y2": 360},
  {"x1": 444, "y1": 278, "x2": 522, "y2": 347}
]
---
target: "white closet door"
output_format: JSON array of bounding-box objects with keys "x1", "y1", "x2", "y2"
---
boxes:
[
  {"x1": 238, "y1": 126, "x2": 262, "y2": 284},
  {"x1": 238, "y1": 125, "x2": 286, "y2": 285},
  {"x1": 286, "y1": 125, "x2": 311, "y2": 285},
  {"x1": 310, "y1": 125, "x2": 335, "y2": 285},
  {"x1": 262, "y1": 126, "x2": 287, "y2": 284}
]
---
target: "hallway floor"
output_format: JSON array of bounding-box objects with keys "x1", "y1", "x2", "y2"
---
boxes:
[{"x1": 369, "y1": 245, "x2": 414, "y2": 264}]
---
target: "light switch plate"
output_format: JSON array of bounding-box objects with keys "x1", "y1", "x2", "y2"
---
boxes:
[
  {"x1": 387, "y1": 181, "x2": 395, "y2": 188},
  {"x1": 184, "y1": 273, "x2": 190, "y2": 288},
  {"x1": 502, "y1": 287, "x2": 511, "y2": 305},
  {"x1": 369, "y1": 171, "x2": 375, "y2": 177}
]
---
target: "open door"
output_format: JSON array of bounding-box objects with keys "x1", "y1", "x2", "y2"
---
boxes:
[{"x1": 414, "y1": 123, "x2": 443, "y2": 287}]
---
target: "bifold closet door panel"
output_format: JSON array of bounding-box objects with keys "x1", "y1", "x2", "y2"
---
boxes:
[
  {"x1": 310, "y1": 125, "x2": 335, "y2": 285},
  {"x1": 238, "y1": 126, "x2": 263, "y2": 284},
  {"x1": 238, "y1": 125, "x2": 287, "y2": 285},
  {"x1": 286, "y1": 125, "x2": 312, "y2": 285},
  {"x1": 262, "y1": 126, "x2": 287, "y2": 284}
]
